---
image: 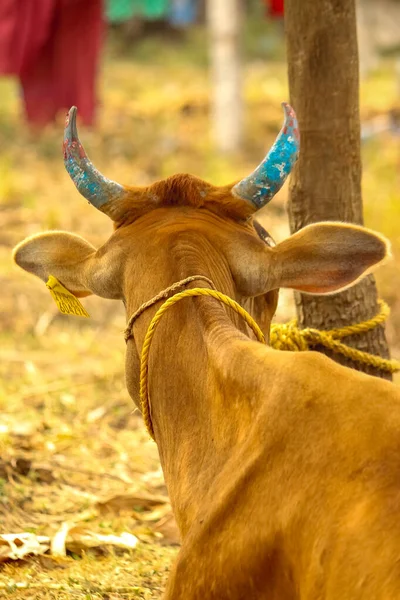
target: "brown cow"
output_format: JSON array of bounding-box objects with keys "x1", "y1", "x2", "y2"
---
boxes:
[{"x1": 13, "y1": 105, "x2": 400, "y2": 599}]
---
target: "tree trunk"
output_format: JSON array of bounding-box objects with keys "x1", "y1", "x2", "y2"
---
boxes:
[
  {"x1": 285, "y1": 0, "x2": 392, "y2": 380},
  {"x1": 206, "y1": 0, "x2": 243, "y2": 152}
]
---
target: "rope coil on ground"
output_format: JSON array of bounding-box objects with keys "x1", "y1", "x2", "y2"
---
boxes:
[{"x1": 270, "y1": 300, "x2": 400, "y2": 374}]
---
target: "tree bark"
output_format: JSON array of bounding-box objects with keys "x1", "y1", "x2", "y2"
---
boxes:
[
  {"x1": 207, "y1": 0, "x2": 243, "y2": 152},
  {"x1": 285, "y1": 0, "x2": 392, "y2": 380}
]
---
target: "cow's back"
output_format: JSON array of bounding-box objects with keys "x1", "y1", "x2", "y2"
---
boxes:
[
  {"x1": 165, "y1": 350, "x2": 400, "y2": 599},
  {"x1": 256, "y1": 350, "x2": 400, "y2": 598}
]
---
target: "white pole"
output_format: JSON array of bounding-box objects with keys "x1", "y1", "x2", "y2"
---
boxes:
[{"x1": 207, "y1": 0, "x2": 243, "y2": 152}]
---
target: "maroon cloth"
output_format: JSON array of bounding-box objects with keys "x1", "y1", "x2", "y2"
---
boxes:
[
  {"x1": 0, "y1": 0, "x2": 103, "y2": 126},
  {"x1": 264, "y1": 0, "x2": 284, "y2": 17}
]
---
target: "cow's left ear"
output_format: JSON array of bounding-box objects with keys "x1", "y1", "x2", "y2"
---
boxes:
[
  {"x1": 230, "y1": 222, "x2": 391, "y2": 297},
  {"x1": 13, "y1": 231, "x2": 123, "y2": 299},
  {"x1": 270, "y1": 223, "x2": 390, "y2": 294}
]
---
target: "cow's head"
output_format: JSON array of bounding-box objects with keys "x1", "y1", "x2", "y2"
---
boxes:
[{"x1": 13, "y1": 104, "x2": 390, "y2": 355}]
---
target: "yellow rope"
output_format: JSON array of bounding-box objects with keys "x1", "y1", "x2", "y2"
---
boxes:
[
  {"x1": 139, "y1": 288, "x2": 265, "y2": 439},
  {"x1": 270, "y1": 300, "x2": 400, "y2": 374},
  {"x1": 139, "y1": 292, "x2": 399, "y2": 440}
]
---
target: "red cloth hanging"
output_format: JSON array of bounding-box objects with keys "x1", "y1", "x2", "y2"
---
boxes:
[
  {"x1": 264, "y1": 0, "x2": 284, "y2": 18},
  {"x1": 0, "y1": 0, "x2": 103, "y2": 126}
]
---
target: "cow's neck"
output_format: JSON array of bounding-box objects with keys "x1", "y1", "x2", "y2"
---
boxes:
[{"x1": 126, "y1": 239, "x2": 269, "y2": 537}]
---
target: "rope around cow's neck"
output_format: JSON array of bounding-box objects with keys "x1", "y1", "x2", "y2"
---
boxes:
[
  {"x1": 124, "y1": 275, "x2": 216, "y2": 341},
  {"x1": 129, "y1": 287, "x2": 265, "y2": 440},
  {"x1": 125, "y1": 283, "x2": 400, "y2": 441}
]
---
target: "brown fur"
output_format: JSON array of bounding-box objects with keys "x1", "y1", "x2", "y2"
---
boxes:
[
  {"x1": 100, "y1": 174, "x2": 254, "y2": 226},
  {"x1": 13, "y1": 173, "x2": 400, "y2": 599}
]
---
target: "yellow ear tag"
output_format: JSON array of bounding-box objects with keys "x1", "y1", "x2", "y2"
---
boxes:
[{"x1": 46, "y1": 275, "x2": 90, "y2": 318}]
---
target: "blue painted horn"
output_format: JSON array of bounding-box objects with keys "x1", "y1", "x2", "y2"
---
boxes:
[
  {"x1": 63, "y1": 107, "x2": 126, "y2": 212},
  {"x1": 232, "y1": 103, "x2": 300, "y2": 209}
]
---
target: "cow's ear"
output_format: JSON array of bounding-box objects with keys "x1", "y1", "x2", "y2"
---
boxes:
[
  {"x1": 13, "y1": 231, "x2": 123, "y2": 299},
  {"x1": 271, "y1": 223, "x2": 390, "y2": 294},
  {"x1": 230, "y1": 222, "x2": 390, "y2": 297}
]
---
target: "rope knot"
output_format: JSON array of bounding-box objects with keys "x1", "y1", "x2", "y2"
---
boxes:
[{"x1": 270, "y1": 320, "x2": 308, "y2": 351}]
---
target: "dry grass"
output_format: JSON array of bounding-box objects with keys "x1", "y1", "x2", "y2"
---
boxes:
[{"x1": 0, "y1": 21, "x2": 399, "y2": 598}]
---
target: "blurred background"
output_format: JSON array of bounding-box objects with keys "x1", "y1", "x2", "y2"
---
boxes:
[{"x1": 0, "y1": 0, "x2": 399, "y2": 597}]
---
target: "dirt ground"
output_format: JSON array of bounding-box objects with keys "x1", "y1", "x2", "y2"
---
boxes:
[{"x1": 0, "y1": 19, "x2": 399, "y2": 599}]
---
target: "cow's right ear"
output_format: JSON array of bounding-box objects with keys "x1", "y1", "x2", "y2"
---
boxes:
[{"x1": 13, "y1": 231, "x2": 123, "y2": 299}]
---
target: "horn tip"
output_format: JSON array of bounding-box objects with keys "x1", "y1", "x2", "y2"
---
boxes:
[
  {"x1": 65, "y1": 106, "x2": 77, "y2": 123},
  {"x1": 64, "y1": 106, "x2": 78, "y2": 141},
  {"x1": 281, "y1": 102, "x2": 299, "y2": 145},
  {"x1": 281, "y1": 102, "x2": 296, "y2": 120}
]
